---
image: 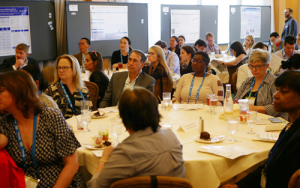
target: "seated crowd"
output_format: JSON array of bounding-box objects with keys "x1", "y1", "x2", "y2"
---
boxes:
[{"x1": 0, "y1": 28, "x2": 300, "y2": 188}]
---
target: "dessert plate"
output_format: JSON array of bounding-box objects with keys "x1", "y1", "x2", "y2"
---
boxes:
[
  {"x1": 91, "y1": 110, "x2": 107, "y2": 119},
  {"x1": 194, "y1": 135, "x2": 225, "y2": 144}
]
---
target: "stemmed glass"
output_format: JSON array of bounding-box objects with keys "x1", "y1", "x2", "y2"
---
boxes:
[
  {"x1": 210, "y1": 96, "x2": 218, "y2": 115},
  {"x1": 247, "y1": 111, "x2": 257, "y2": 134},
  {"x1": 80, "y1": 100, "x2": 91, "y2": 132},
  {"x1": 228, "y1": 117, "x2": 239, "y2": 142},
  {"x1": 111, "y1": 117, "x2": 123, "y2": 146}
]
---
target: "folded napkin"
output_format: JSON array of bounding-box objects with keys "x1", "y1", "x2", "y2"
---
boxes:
[
  {"x1": 265, "y1": 124, "x2": 286, "y2": 132},
  {"x1": 219, "y1": 104, "x2": 240, "y2": 119}
]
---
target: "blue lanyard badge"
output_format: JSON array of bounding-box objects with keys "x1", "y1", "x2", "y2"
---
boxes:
[
  {"x1": 14, "y1": 112, "x2": 39, "y2": 175},
  {"x1": 166, "y1": 51, "x2": 170, "y2": 59},
  {"x1": 188, "y1": 72, "x2": 207, "y2": 104},
  {"x1": 120, "y1": 49, "x2": 130, "y2": 64},
  {"x1": 38, "y1": 90, "x2": 41, "y2": 95},
  {"x1": 60, "y1": 81, "x2": 85, "y2": 113},
  {"x1": 82, "y1": 54, "x2": 85, "y2": 64},
  {"x1": 248, "y1": 71, "x2": 269, "y2": 99}
]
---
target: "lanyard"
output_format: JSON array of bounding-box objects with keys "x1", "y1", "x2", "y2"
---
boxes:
[
  {"x1": 166, "y1": 51, "x2": 170, "y2": 59},
  {"x1": 282, "y1": 49, "x2": 294, "y2": 60},
  {"x1": 82, "y1": 54, "x2": 85, "y2": 64},
  {"x1": 188, "y1": 72, "x2": 207, "y2": 104},
  {"x1": 248, "y1": 71, "x2": 269, "y2": 99},
  {"x1": 208, "y1": 44, "x2": 215, "y2": 53},
  {"x1": 120, "y1": 49, "x2": 130, "y2": 64},
  {"x1": 38, "y1": 91, "x2": 41, "y2": 95},
  {"x1": 59, "y1": 81, "x2": 85, "y2": 113},
  {"x1": 14, "y1": 112, "x2": 39, "y2": 175}
]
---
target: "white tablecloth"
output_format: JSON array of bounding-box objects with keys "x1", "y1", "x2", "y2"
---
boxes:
[{"x1": 67, "y1": 105, "x2": 276, "y2": 188}]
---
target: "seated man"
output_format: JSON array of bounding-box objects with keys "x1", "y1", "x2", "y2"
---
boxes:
[
  {"x1": 194, "y1": 39, "x2": 207, "y2": 52},
  {"x1": 275, "y1": 35, "x2": 300, "y2": 60},
  {"x1": 270, "y1": 32, "x2": 284, "y2": 53},
  {"x1": 73, "y1": 37, "x2": 90, "y2": 68},
  {"x1": 0, "y1": 43, "x2": 38, "y2": 72},
  {"x1": 204, "y1": 32, "x2": 221, "y2": 55},
  {"x1": 155, "y1": 40, "x2": 180, "y2": 75},
  {"x1": 99, "y1": 49, "x2": 155, "y2": 108},
  {"x1": 87, "y1": 87, "x2": 186, "y2": 188}
]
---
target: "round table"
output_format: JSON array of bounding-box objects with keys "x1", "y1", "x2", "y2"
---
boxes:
[{"x1": 67, "y1": 105, "x2": 277, "y2": 188}]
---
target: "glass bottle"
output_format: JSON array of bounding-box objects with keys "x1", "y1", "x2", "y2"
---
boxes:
[{"x1": 224, "y1": 84, "x2": 233, "y2": 121}]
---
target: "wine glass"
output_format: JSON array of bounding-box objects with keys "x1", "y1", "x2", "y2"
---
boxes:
[
  {"x1": 228, "y1": 117, "x2": 239, "y2": 142},
  {"x1": 111, "y1": 117, "x2": 123, "y2": 146},
  {"x1": 247, "y1": 111, "x2": 257, "y2": 134},
  {"x1": 210, "y1": 96, "x2": 218, "y2": 115}
]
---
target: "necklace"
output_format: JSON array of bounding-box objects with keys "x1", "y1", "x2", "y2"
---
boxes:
[{"x1": 286, "y1": 115, "x2": 300, "y2": 131}]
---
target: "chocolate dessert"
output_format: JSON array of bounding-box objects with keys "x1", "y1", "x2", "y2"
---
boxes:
[{"x1": 200, "y1": 131, "x2": 210, "y2": 140}]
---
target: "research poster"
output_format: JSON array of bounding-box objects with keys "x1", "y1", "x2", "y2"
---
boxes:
[
  {"x1": 240, "y1": 7, "x2": 261, "y2": 39},
  {"x1": 90, "y1": 5, "x2": 128, "y2": 41},
  {"x1": 171, "y1": 9, "x2": 200, "y2": 44},
  {"x1": 0, "y1": 7, "x2": 32, "y2": 56}
]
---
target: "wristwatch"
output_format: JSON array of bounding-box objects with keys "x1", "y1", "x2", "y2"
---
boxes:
[{"x1": 222, "y1": 62, "x2": 225, "y2": 66}]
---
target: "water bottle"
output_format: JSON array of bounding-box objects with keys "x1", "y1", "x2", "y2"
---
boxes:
[{"x1": 223, "y1": 84, "x2": 233, "y2": 121}]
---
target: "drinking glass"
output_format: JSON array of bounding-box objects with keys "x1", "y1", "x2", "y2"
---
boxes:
[
  {"x1": 238, "y1": 99, "x2": 249, "y2": 124},
  {"x1": 118, "y1": 62, "x2": 123, "y2": 69},
  {"x1": 162, "y1": 92, "x2": 172, "y2": 110},
  {"x1": 247, "y1": 111, "x2": 257, "y2": 134},
  {"x1": 81, "y1": 112, "x2": 91, "y2": 132},
  {"x1": 228, "y1": 117, "x2": 239, "y2": 142},
  {"x1": 111, "y1": 117, "x2": 123, "y2": 146},
  {"x1": 207, "y1": 94, "x2": 215, "y2": 113},
  {"x1": 210, "y1": 96, "x2": 218, "y2": 115}
]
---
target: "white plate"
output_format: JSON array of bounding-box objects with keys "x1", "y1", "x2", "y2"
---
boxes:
[
  {"x1": 83, "y1": 144, "x2": 105, "y2": 150},
  {"x1": 194, "y1": 135, "x2": 225, "y2": 144},
  {"x1": 252, "y1": 138, "x2": 277, "y2": 143},
  {"x1": 91, "y1": 110, "x2": 107, "y2": 119}
]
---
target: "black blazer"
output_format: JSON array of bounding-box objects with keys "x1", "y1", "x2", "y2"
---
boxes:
[
  {"x1": 0, "y1": 56, "x2": 39, "y2": 73},
  {"x1": 236, "y1": 117, "x2": 300, "y2": 188}
]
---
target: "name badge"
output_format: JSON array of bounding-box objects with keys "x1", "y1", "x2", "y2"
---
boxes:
[
  {"x1": 260, "y1": 169, "x2": 267, "y2": 188},
  {"x1": 25, "y1": 176, "x2": 38, "y2": 188}
]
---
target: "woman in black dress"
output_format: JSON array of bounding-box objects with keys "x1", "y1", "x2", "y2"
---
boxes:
[{"x1": 111, "y1": 36, "x2": 132, "y2": 69}]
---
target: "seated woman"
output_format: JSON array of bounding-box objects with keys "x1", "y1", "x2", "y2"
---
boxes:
[
  {"x1": 178, "y1": 35, "x2": 185, "y2": 48},
  {"x1": 87, "y1": 87, "x2": 185, "y2": 188},
  {"x1": 143, "y1": 45, "x2": 173, "y2": 83},
  {"x1": 243, "y1": 35, "x2": 255, "y2": 55},
  {"x1": 236, "y1": 42, "x2": 268, "y2": 90},
  {"x1": 281, "y1": 53, "x2": 300, "y2": 70},
  {"x1": 85, "y1": 52, "x2": 109, "y2": 107},
  {"x1": 217, "y1": 41, "x2": 247, "y2": 86},
  {"x1": 223, "y1": 70, "x2": 300, "y2": 188},
  {"x1": 173, "y1": 51, "x2": 223, "y2": 104},
  {"x1": 45, "y1": 54, "x2": 92, "y2": 119},
  {"x1": 0, "y1": 71, "x2": 84, "y2": 187},
  {"x1": 180, "y1": 45, "x2": 195, "y2": 76},
  {"x1": 168, "y1": 36, "x2": 181, "y2": 58},
  {"x1": 111, "y1": 37, "x2": 132, "y2": 69},
  {"x1": 22, "y1": 64, "x2": 60, "y2": 111},
  {"x1": 234, "y1": 49, "x2": 287, "y2": 120}
]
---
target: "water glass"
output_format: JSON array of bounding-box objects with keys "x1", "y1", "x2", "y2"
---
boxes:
[
  {"x1": 81, "y1": 112, "x2": 91, "y2": 132},
  {"x1": 80, "y1": 100, "x2": 90, "y2": 111},
  {"x1": 228, "y1": 117, "x2": 239, "y2": 142},
  {"x1": 207, "y1": 94, "x2": 215, "y2": 113},
  {"x1": 210, "y1": 96, "x2": 218, "y2": 115},
  {"x1": 111, "y1": 117, "x2": 123, "y2": 146},
  {"x1": 247, "y1": 111, "x2": 257, "y2": 134},
  {"x1": 238, "y1": 99, "x2": 249, "y2": 124},
  {"x1": 162, "y1": 92, "x2": 172, "y2": 110}
]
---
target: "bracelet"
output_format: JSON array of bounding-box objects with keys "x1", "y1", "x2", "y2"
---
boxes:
[{"x1": 99, "y1": 159, "x2": 107, "y2": 163}]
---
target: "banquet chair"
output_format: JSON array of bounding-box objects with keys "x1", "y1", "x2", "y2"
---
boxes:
[
  {"x1": 84, "y1": 81, "x2": 99, "y2": 111},
  {"x1": 42, "y1": 66, "x2": 55, "y2": 84},
  {"x1": 109, "y1": 176, "x2": 193, "y2": 188},
  {"x1": 231, "y1": 71, "x2": 238, "y2": 96},
  {"x1": 154, "y1": 78, "x2": 173, "y2": 101}
]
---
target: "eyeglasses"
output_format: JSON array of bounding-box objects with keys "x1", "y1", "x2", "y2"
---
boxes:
[
  {"x1": 148, "y1": 52, "x2": 156, "y2": 56},
  {"x1": 57, "y1": 66, "x2": 72, "y2": 71},
  {"x1": 78, "y1": 43, "x2": 86, "y2": 46},
  {"x1": 248, "y1": 64, "x2": 266, "y2": 70},
  {"x1": 192, "y1": 59, "x2": 205, "y2": 64}
]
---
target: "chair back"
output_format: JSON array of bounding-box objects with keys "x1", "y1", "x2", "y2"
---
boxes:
[
  {"x1": 109, "y1": 176, "x2": 193, "y2": 188},
  {"x1": 42, "y1": 66, "x2": 55, "y2": 84},
  {"x1": 231, "y1": 71, "x2": 238, "y2": 95},
  {"x1": 154, "y1": 77, "x2": 173, "y2": 101},
  {"x1": 84, "y1": 81, "x2": 99, "y2": 111},
  {"x1": 227, "y1": 61, "x2": 243, "y2": 93}
]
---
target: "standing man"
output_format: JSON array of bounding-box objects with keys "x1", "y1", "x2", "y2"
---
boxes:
[
  {"x1": 282, "y1": 8, "x2": 298, "y2": 39},
  {"x1": 99, "y1": 49, "x2": 155, "y2": 108},
  {"x1": 0, "y1": 43, "x2": 38, "y2": 73},
  {"x1": 275, "y1": 35, "x2": 300, "y2": 60},
  {"x1": 155, "y1": 40, "x2": 180, "y2": 75},
  {"x1": 204, "y1": 32, "x2": 221, "y2": 55},
  {"x1": 73, "y1": 37, "x2": 90, "y2": 68},
  {"x1": 270, "y1": 32, "x2": 284, "y2": 53}
]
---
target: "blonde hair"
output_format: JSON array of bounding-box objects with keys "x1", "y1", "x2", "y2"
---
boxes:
[
  {"x1": 149, "y1": 45, "x2": 173, "y2": 83},
  {"x1": 243, "y1": 35, "x2": 255, "y2": 48},
  {"x1": 53, "y1": 54, "x2": 85, "y2": 89},
  {"x1": 249, "y1": 49, "x2": 270, "y2": 65}
]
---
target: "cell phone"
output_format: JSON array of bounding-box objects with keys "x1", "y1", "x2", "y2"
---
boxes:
[{"x1": 268, "y1": 118, "x2": 283, "y2": 123}]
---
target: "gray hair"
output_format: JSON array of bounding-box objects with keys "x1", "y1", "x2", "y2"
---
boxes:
[
  {"x1": 249, "y1": 49, "x2": 270, "y2": 65},
  {"x1": 129, "y1": 49, "x2": 146, "y2": 63}
]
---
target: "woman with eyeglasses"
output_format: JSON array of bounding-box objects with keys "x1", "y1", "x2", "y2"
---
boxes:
[
  {"x1": 45, "y1": 54, "x2": 92, "y2": 119},
  {"x1": 143, "y1": 45, "x2": 173, "y2": 83},
  {"x1": 85, "y1": 52, "x2": 109, "y2": 107},
  {"x1": 234, "y1": 49, "x2": 288, "y2": 119},
  {"x1": 173, "y1": 51, "x2": 223, "y2": 104}
]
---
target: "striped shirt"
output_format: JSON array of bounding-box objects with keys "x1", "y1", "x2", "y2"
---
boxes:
[{"x1": 234, "y1": 73, "x2": 288, "y2": 120}]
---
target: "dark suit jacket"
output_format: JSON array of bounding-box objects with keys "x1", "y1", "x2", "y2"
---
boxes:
[
  {"x1": 100, "y1": 71, "x2": 155, "y2": 108},
  {"x1": 236, "y1": 117, "x2": 300, "y2": 188},
  {"x1": 0, "y1": 56, "x2": 39, "y2": 73},
  {"x1": 281, "y1": 16, "x2": 298, "y2": 39}
]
